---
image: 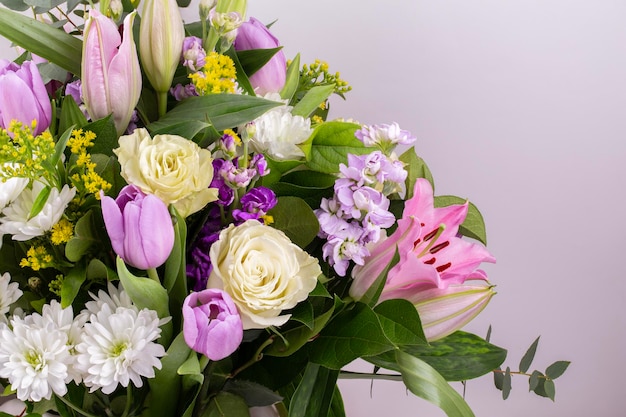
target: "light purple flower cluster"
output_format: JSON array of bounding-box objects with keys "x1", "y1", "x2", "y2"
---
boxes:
[
  {"x1": 181, "y1": 36, "x2": 206, "y2": 71},
  {"x1": 355, "y1": 122, "x2": 417, "y2": 150},
  {"x1": 315, "y1": 151, "x2": 407, "y2": 276},
  {"x1": 187, "y1": 205, "x2": 222, "y2": 291},
  {"x1": 232, "y1": 186, "x2": 277, "y2": 223}
]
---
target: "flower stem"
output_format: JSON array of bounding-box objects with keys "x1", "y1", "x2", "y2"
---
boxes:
[
  {"x1": 157, "y1": 91, "x2": 168, "y2": 118},
  {"x1": 338, "y1": 370, "x2": 403, "y2": 382},
  {"x1": 121, "y1": 385, "x2": 133, "y2": 417},
  {"x1": 147, "y1": 268, "x2": 160, "y2": 283},
  {"x1": 55, "y1": 395, "x2": 101, "y2": 417},
  {"x1": 229, "y1": 336, "x2": 275, "y2": 379}
]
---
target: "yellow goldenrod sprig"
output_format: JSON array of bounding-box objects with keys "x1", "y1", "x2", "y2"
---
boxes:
[
  {"x1": 20, "y1": 245, "x2": 54, "y2": 271},
  {"x1": 190, "y1": 51, "x2": 237, "y2": 95},
  {"x1": 299, "y1": 59, "x2": 352, "y2": 97},
  {"x1": 67, "y1": 129, "x2": 111, "y2": 199}
]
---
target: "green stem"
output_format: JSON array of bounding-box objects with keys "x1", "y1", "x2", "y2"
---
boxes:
[
  {"x1": 157, "y1": 91, "x2": 168, "y2": 118},
  {"x1": 147, "y1": 268, "x2": 160, "y2": 283},
  {"x1": 229, "y1": 336, "x2": 274, "y2": 379},
  {"x1": 121, "y1": 385, "x2": 133, "y2": 417},
  {"x1": 55, "y1": 395, "x2": 101, "y2": 417},
  {"x1": 338, "y1": 371, "x2": 403, "y2": 382}
]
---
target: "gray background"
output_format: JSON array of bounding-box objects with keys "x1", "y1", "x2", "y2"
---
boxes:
[{"x1": 2, "y1": 0, "x2": 624, "y2": 415}]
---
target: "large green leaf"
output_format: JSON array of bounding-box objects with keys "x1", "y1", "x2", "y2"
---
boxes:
[
  {"x1": 60, "y1": 262, "x2": 87, "y2": 308},
  {"x1": 292, "y1": 84, "x2": 335, "y2": 118},
  {"x1": 268, "y1": 196, "x2": 319, "y2": 249},
  {"x1": 396, "y1": 350, "x2": 475, "y2": 417},
  {"x1": 373, "y1": 299, "x2": 427, "y2": 347},
  {"x1": 203, "y1": 392, "x2": 250, "y2": 417},
  {"x1": 370, "y1": 331, "x2": 506, "y2": 381},
  {"x1": 434, "y1": 196, "x2": 488, "y2": 245},
  {"x1": 0, "y1": 8, "x2": 82, "y2": 75},
  {"x1": 236, "y1": 47, "x2": 283, "y2": 78},
  {"x1": 281, "y1": 53, "x2": 301, "y2": 102},
  {"x1": 304, "y1": 122, "x2": 369, "y2": 174},
  {"x1": 148, "y1": 95, "x2": 280, "y2": 135},
  {"x1": 288, "y1": 363, "x2": 339, "y2": 417}
]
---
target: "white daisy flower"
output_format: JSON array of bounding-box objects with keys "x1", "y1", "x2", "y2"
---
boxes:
[
  {"x1": 250, "y1": 106, "x2": 313, "y2": 161},
  {"x1": 0, "y1": 272, "x2": 22, "y2": 320},
  {"x1": 76, "y1": 304, "x2": 165, "y2": 394},
  {"x1": 0, "y1": 317, "x2": 71, "y2": 402},
  {"x1": 0, "y1": 181, "x2": 76, "y2": 241}
]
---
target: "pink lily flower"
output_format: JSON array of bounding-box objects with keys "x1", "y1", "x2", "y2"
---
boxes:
[
  {"x1": 81, "y1": 10, "x2": 142, "y2": 135},
  {"x1": 350, "y1": 178, "x2": 496, "y2": 302}
]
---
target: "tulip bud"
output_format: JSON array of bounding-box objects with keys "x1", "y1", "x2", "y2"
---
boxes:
[
  {"x1": 81, "y1": 11, "x2": 142, "y2": 135},
  {"x1": 182, "y1": 289, "x2": 243, "y2": 360},
  {"x1": 0, "y1": 60, "x2": 51, "y2": 135},
  {"x1": 234, "y1": 17, "x2": 287, "y2": 96},
  {"x1": 100, "y1": 185, "x2": 175, "y2": 270},
  {"x1": 139, "y1": 0, "x2": 185, "y2": 94},
  {"x1": 409, "y1": 284, "x2": 496, "y2": 341}
]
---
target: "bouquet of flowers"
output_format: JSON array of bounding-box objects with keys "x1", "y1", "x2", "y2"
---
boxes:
[{"x1": 0, "y1": 0, "x2": 569, "y2": 416}]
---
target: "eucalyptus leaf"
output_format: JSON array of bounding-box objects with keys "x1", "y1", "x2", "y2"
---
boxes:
[
  {"x1": 545, "y1": 360, "x2": 570, "y2": 380},
  {"x1": 502, "y1": 367, "x2": 512, "y2": 400},
  {"x1": 292, "y1": 84, "x2": 335, "y2": 118},
  {"x1": 493, "y1": 367, "x2": 504, "y2": 390},
  {"x1": 434, "y1": 196, "x2": 488, "y2": 245},
  {"x1": 0, "y1": 8, "x2": 82, "y2": 75},
  {"x1": 543, "y1": 379, "x2": 556, "y2": 401},
  {"x1": 24, "y1": 0, "x2": 65, "y2": 13},
  {"x1": 519, "y1": 336, "x2": 540, "y2": 374},
  {"x1": 0, "y1": 0, "x2": 29, "y2": 11},
  {"x1": 268, "y1": 196, "x2": 319, "y2": 249},
  {"x1": 395, "y1": 350, "x2": 475, "y2": 417},
  {"x1": 528, "y1": 370, "x2": 542, "y2": 391}
]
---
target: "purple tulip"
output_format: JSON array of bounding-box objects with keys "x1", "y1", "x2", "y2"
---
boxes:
[
  {"x1": 234, "y1": 17, "x2": 286, "y2": 96},
  {"x1": 182, "y1": 289, "x2": 243, "y2": 360},
  {"x1": 0, "y1": 60, "x2": 51, "y2": 135},
  {"x1": 100, "y1": 185, "x2": 174, "y2": 270},
  {"x1": 82, "y1": 10, "x2": 142, "y2": 135}
]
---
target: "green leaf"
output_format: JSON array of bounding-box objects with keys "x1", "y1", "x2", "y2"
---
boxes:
[
  {"x1": 60, "y1": 263, "x2": 87, "y2": 308},
  {"x1": 84, "y1": 115, "x2": 119, "y2": 156},
  {"x1": 223, "y1": 379, "x2": 283, "y2": 407},
  {"x1": 288, "y1": 300, "x2": 315, "y2": 329},
  {"x1": 0, "y1": 0, "x2": 29, "y2": 11},
  {"x1": 434, "y1": 196, "x2": 488, "y2": 245},
  {"x1": 29, "y1": 184, "x2": 51, "y2": 219},
  {"x1": 150, "y1": 120, "x2": 212, "y2": 141},
  {"x1": 528, "y1": 370, "x2": 542, "y2": 391},
  {"x1": 23, "y1": 0, "x2": 65, "y2": 13},
  {"x1": 308, "y1": 303, "x2": 395, "y2": 369},
  {"x1": 65, "y1": 210, "x2": 99, "y2": 262},
  {"x1": 224, "y1": 46, "x2": 255, "y2": 96},
  {"x1": 493, "y1": 367, "x2": 504, "y2": 390},
  {"x1": 204, "y1": 392, "x2": 250, "y2": 417},
  {"x1": 545, "y1": 360, "x2": 570, "y2": 380},
  {"x1": 304, "y1": 121, "x2": 369, "y2": 174},
  {"x1": 268, "y1": 196, "x2": 319, "y2": 249},
  {"x1": 292, "y1": 84, "x2": 335, "y2": 118},
  {"x1": 373, "y1": 299, "x2": 427, "y2": 347},
  {"x1": 502, "y1": 367, "x2": 512, "y2": 400},
  {"x1": 145, "y1": 332, "x2": 192, "y2": 417},
  {"x1": 163, "y1": 207, "x2": 188, "y2": 331},
  {"x1": 327, "y1": 385, "x2": 345, "y2": 417},
  {"x1": 399, "y1": 149, "x2": 434, "y2": 198},
  {"x1": 281, "y1": 53, "x2": 301, "y2": 102},
  {"x1": 237, "y1": 47, "x2": 283, "y2": 78},
  {"x1": 116, "y1": 257, "x2": 172, "y2": 344},
  {"x1": 543, "y1": 379, "x2": 556, "y2": 401},
  {"x1": 519, "y1": 336, "x2": 540, "y2": 374},
  {"x1": 51, "y1": 125, "x2": 74, "y2": 168},
  {"x1": 288, "y1": 363, "x2": 339, "y2": 417},
  {"x1": 395, "y1": 350, "x2": 475, "y2": 417},
  {"x1": 399, "y1": 331, "x2": 506, "y2": 381},
  {"x1": 148, "y1": 95, "x2": 281, "y2": 135},
  {"x1": 0, "y1": 8, "x2": 82, "y2": 75}
]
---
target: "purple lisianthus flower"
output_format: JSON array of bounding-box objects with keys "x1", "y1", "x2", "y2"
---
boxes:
[
  {"x1": 181, "y1": 36, "x2": 206, "y2": 71},
  {"x1": 182, "y1": 289, "x2": 243, "y2": 360},
  {"x1": 232, "y1": 186, "x2": 277, "y2": 223}
]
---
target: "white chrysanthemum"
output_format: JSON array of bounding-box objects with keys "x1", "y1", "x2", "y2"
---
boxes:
[
  {"x1": 250, "y1": 107, "x2": 313, "y2": 161},
  {"x1": 76, "y1": 304, "x2": 165, "y2": 394},
  {"x1": 0, "y1": 175, "x2": 28, "y2": 210},
  {"x1": 0, "y1": 318, "x2": 71, "y2": 401},
  {"x1": 25, "y1": 300, "x2": 85, "y2": 384},
  {"x1": 0, "y1": 181, "x2": 76, "y2": 241},
  {"x1": 79, "y1": 282, "x2": 135, "y2": 319},
  {"x1": 0, "y1": 272, "x2": 22, "y2": 320}
]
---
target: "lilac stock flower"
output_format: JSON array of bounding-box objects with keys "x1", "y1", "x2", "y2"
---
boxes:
[
  {"x1": 249, "y1": 153, "x2": 269, "y2": 177},
  {"x1": 187, "y1": 206, "x2": 222, "y2": 291},
  {"x1": 170, "y1": 83, "x2": 198, "y2": 101},
  {"x1": 0, "y1": 60, "x2": 51, "y2": 135},
  {"x1": 234, "y1": 17, "x2": 286, "y2": 95},
  {"x1": 64, "y1": 80, "x2": 82, "y2": 105},
  {"x1": 340, "y1": 152, "x2": 407, "y2": 187},
  {"x1": 100, "y1": 185, "x2": 174, "y2": 270},
  {"x1": 181, "y1": 36, "x2": 206, "y2": 71},
  {"x1": 322, "y1": 223, "x2": 369, "y2": 277},
  {"x1": 210, "y1": 159, "x2": 235, "y2": 206},
  {"x1": 232, "y1": 187, "x2": 277, "y2": 223},
  {"x1": 182, "y1": 289, "x2": 243, "y2": 360},
  {"x1": 355, "y1": 122, "x2": 417, "y2": 149}
]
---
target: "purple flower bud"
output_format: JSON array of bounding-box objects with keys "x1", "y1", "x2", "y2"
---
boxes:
[
  {"x1": 170, "y1": 83, "x2": 198, "y2": 101},
  {"x1": 0, "y1": 60, "x2": 52, "y2": 135},
  {"x1": 182, "y1": 289, "x2": 243, "y2": 360},
  {"x1": 181, "y1": 36, "x2": 206, "y2": 71},
  {"x1": 234, "y1": 17, "x2": 286, "y2": 95},
  {"x1": 100, "y1": 185, "x2": 175, "y2": 269}
]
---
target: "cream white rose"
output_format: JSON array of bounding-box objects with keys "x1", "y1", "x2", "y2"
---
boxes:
[
  {"x1": 207, "y1": 220, "x2": 321, "y2": 329},
  {"x1": 114, "y1": 128, "x2": 218, "y2": 217}
]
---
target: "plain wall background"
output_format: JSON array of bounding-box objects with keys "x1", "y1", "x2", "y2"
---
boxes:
[{"x1": 2, "y1": 0, "x2": 625, "y2": 415}]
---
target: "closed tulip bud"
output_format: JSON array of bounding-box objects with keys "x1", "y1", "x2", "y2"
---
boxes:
[
  {"x1": 234, "y1": 17, "x2": 286, "y2": 96},
  {"x1": 0, "y1": 60, "x2": 51, "y2": 135},
  {"x1": 82, "y1": 10, "x2": 142, "y2": 135},
  {"x1": 139, "y1": 0, "x2": 185, "y2": 94},
  {"x1": 409, "y1": 283, "x2": 496, "y2": 341},
  {"x1": 100, "y1": 185, "x2": 175, "y2": 270}
]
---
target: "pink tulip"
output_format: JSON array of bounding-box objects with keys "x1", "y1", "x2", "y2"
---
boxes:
[
  {"x1": 100, "y1": 185, "x2": 174, "y2": 270},
  {"x1": 0, "y1": 60, "x2": 51, "y2": 135},
  {"x1": 350, "y1": 179, "x2": 496, "y2": 334},
  {"x1": 234, "y1": 17, "x2": 286, "y2": 96},
  {"x1": 82, "y1": 10, "x2": 141, "y2": 135},
  {"x1": 182, "y1": 289, "x2": 243, "y2": 360}
]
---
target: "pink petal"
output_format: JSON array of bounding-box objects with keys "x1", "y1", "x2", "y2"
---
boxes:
[
  {"x1": 138, "y1": 194, "x2": 174, "y2": 268},
  {"x1": 122, "y1": 201, "x2": 150, "y2": 269},
  {"x1": 0, "y1": 72, "x2": 40, "y2": 130},
  {"x1": 100, "y1": 193, "x2": 126, "y2": 260}
]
